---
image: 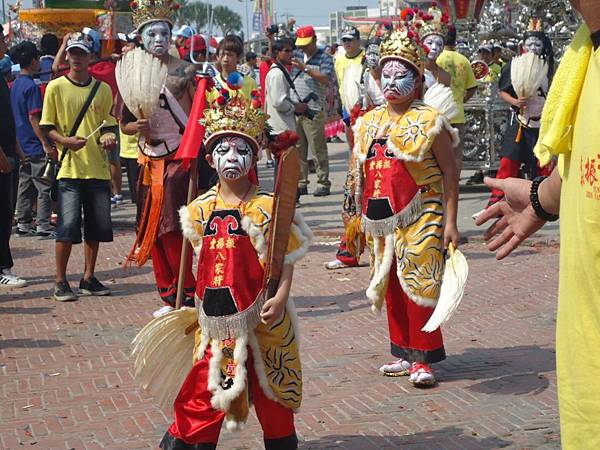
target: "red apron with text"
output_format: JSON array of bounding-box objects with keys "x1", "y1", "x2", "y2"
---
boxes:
[
  {"x1": 196, "y1": 209, "x2": 264, "y2": 319},
  {"x1": 363, "y1": 139, "x2": 420, "y2": 224}
]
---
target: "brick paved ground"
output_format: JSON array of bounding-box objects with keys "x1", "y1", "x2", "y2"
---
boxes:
[{"x1": 0, "y1": 144, "x2": 561, "y2": 450}]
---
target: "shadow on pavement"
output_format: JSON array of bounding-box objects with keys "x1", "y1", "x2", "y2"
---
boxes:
[
  {"x1": 301, "y1": 426, "x2": 512, "y2": 449},
  {"x1": 0, "y1": 338, "x2": 64, "y2": 350},
  {"x1": 439, "y1": 345, "x2": 555, "y2": 396},
  {"x1": 0, "y1": 306, "x2": 54, "y2": 315}
]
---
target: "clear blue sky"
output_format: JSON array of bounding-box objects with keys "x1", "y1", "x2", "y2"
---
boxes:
[{"x1": 18, "y1": 0, "x2": 380, "y2": 35}]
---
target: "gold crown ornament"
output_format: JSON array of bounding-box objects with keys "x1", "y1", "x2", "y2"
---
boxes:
[
  {"x1": 203, "y1": 82, "x2": 268, "y2": 153},
  {"x1": 419, "y1": 3, "x2": 450, "y2": 39},
  {"x1": 130, "y1": 0, "x2": 181, "y2": 32},
  {"x1": 527, "y1": 17, "x2": 543, "y2": 33},
  {"x1": 380, "y1": 19, "x2": 427, "y2": 73}
]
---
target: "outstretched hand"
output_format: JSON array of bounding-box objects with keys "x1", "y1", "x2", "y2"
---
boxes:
[{"x1": 475, "y1": 177, "x2": 546, "y2": 260}]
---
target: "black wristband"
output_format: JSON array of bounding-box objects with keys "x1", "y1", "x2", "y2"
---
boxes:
[{"x1": 530, "y1": 176, "x2": 559, "y2": 222}]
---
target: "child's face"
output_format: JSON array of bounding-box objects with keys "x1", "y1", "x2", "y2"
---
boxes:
[{"x1": 208, "y1": 136, "x2": 254, "y2": 180}]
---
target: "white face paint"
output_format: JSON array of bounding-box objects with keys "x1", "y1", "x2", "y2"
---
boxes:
[
  {"x1": 381, "y1": 59, "x2": 417, "y2": 103},
  {"x1": 141, "y1": 21, "x2": 171, "y2": 57},
  {"x1": 423, "y1": 34, "x2": 445, "y2": 61},
  {"x1": 365, "y1": 43, "x2": 380, "y2": 68},
  {"x1": 211, "y1": 136, "x2": 254, "y2": 180},
  {"x1": 524, "y1": 36, "x2": 544, "y2": 56}
]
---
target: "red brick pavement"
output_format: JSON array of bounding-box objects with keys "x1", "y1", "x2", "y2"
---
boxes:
[{"x1": 0, "y1": 227, "x2": 560, "y2": 450}]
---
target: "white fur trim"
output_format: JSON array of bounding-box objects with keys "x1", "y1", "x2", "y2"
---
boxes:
[
  {"x1": 247, "y1": 332, "x2": 279, "y2": 402},
  {"x1": 241, "y1": 216, "x2": 268, "y2": 262},
  {"x1": 210, "y1": 335, "x2": 249, "y2": 412},
  {"x1": 196, "y1": 331, "x2": 210, "y2": 360},
  {"x1": 225, "y1": 418, "x2": 246, "y2": 432},
  {"x1": 366, "y1": 233, "x2": 395, "y2": 312},
  {"x1": 207, "y1": 339, "x2": 223, "y2": 393},
  {"x1": 284, "y1": 212, "x2": 313, "y2": 265},
  {"x1": 179, "y1": 205, "x2": 202, "y2": 255},
  {"x1": 441, "y1": 116, "x2": 460, "y2": 149}
]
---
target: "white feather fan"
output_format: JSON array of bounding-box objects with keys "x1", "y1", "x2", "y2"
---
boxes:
[
  {"x1": 116, "y1": 47, "x2": 168, "y2": 120},
  {"x1": 422, "y1": 244, "x2": 468, "y2": 333},
  {"x1": 340, "y1": 63, "x2": 363, "y2": 111},
  {"x1": 131, "y1": 307, "x2": 198, "y2": 410},
  {"x1": 510, "y1": 52, "x2": 548, "y2": 99},
  {"x1": 423, "y1": 82, "x2": 459, "y2": 122}
]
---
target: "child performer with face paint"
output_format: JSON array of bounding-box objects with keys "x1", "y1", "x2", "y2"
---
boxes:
[
  {"x1": 120, "y1": 0, "x2": 199, "y2": 317},
  {"x1": 155, "y1": 90, "x2": 312, "y2": 449},
  {"x1": 353, "y1": 19, "x2": 460, "y2": 386},
  {"x1": 485, "y1": 18, "x2": 554, "y2": 208}
]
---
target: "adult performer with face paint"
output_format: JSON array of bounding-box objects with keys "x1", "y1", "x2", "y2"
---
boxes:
[
  {"x1": 120, "y1": 0, "x2": 198, "y2": 317},
  {"x1": 485, "y1": 18, "x2": 554, "y2": 208},
  {"x1": 353, "y1": 22, "x2": 460, "y2": 386},
  {"x1": 153, "y1": 91, "x2": 312, "y2": 449}
]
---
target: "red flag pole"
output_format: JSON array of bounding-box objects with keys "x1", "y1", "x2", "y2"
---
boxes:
[{"x1": 175, "y1": 75, "x2": 210, "y2": 310}]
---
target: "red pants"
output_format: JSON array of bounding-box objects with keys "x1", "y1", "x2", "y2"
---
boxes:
[
  {"x1": 334, "y1": 236, "x2": 360, "y2": 267},
  {"x1": 385, "y1": 261, "x2": 446, "y2": 364},
  {"x1": 161, "y1": 345, "x2": 297, "y2": 449},
  {"x1": 489, "y1": 157, "x2": 555, "y2": 206},
  {"x1": 151, "y1": 231, "x2": 196, "y2": 307}
]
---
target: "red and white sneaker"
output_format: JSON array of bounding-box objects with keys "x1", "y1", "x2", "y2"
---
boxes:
[
  {"x1": 409, "y1": 362, "x2": 436, "y2": 386},
  {"x1": 379, "y1": 358, "x2": 411, "y2": 377}
]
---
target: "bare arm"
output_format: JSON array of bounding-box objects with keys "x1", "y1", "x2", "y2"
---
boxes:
[
  {"x1": 29, "y1": 114, "x2": 56, "y2": 158},
  {"x1": 431, "y1": 130, "x2": 460, "y2": 247},
  {"x1": 260, "y1": 264, "x2": 294, "y2": 325},
  {"x1": 52, "y1": 34, "x2": 70, "y2": 74},
  {"x1": 47, "y1": 128, "x2": 86, "y2": 151},
  {"x1": 538, "y1": 165, "x2": 561, "y2": 215}
]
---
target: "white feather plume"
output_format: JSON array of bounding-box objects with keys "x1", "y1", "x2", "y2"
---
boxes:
[
  {"x1": 422, "y1": 246, "x2": 468, "y2": 332},
  {"x1": 510, "y1": 52, "x2": 548, "y2": 99},
  {"x1": 131, "y1": 308, "x2": 198, "y2": 410},
  {"x1": 116, "y1": 47, "x2": 168, "y2": 120},
  {"x1": 423, "y1": 83, "x2": 459, "y2": 122}
]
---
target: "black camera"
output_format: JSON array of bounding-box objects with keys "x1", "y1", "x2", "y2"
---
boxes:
[
  {"x1": 297, "y1": 92, "x2": 319, "y2": 120},
  {"x1": 266, "y1": 25, "x2": 278, "y2": 35}
]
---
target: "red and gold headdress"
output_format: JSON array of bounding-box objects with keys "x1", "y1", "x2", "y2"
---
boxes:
[
  {"x1": 203, "y1": 74, "x2": 268, "y2": 153},
  {"x1": 419, "y1": 3, "x2": 451, "y2": 39},
  {"x1": 130, "y1": 0, "x2": 181, "y2": 32},
  {"x1": 380, "y1": 10, "x2": 427, "y2": 73}
]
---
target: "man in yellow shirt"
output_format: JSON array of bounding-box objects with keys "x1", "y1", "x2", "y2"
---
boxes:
[
  {"x1": 40, "y1": 33, "x2": 117, "y2": 302},
  {"x1": 477, "y1": 1, "x2": 600, "y2": 447},
  {"x1": 437, "y1": 26, "x2": 477, "y2": 178}
]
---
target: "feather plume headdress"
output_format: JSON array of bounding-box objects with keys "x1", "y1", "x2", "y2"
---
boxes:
[
  {"x1": 203, "y1": 73, "x2": 268, "y2": 153},
  {"x1": 130, "y1": 0, "x2": 181, "y2": 32}
]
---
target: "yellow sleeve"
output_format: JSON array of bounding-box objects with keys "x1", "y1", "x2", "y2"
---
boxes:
[
  {"x1": 40, "y1": 81, "x2": 58, "y2": 129},
  {"x1": 100, "y1": 84, "x2": 118, "y2": 127},
  {"x1": 242, "y1": 76, "x2": 257, "y2": 99},
  {"x1": 284, "y1": 211, "x2": 313, "y2": 265},
  {"x1": 179, "y1": 201, "x2": 207, "y2": 252}
]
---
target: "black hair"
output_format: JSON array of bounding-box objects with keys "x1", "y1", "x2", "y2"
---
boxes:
[
  {"x1": 218, "y1": 34, "x2": 244, "y2": 57},
  {"x1": 445, "y1": 25, "x2": 457, "y2": 46},
  {"x1": 271, "y1": 38, "x2": 294, "y2": 58},
  {"x1": 40, "y1": 33, "x2": 60, "y2": 56},
  {"x1": 245, "y1": 51, "x2": 257, "y2": 62},
  {"x1": 524, "y1": 31, "x2": 555, "y2": 77},
  {"x1": 10, "y1": 41, "x2": 40, "y2": 69}
]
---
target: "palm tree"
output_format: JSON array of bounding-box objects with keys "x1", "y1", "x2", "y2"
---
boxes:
[{"x1": 177, "y1": 0, "x2": 243, "y2": 34}]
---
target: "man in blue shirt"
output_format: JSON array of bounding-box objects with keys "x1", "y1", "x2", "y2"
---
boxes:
[{"x1": 10, "y1": 41, "x2": 56, "y2": 238}]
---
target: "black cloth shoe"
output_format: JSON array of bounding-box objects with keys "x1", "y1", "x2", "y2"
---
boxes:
[
  {"x1": 79, "y1": 277, "x2": 111, "y2": 296},
  {"x1": 54, "y1": 281, "x2": 78, "y2": 302},
  {"x1": 313, "y1": 185, "x2": 331, "y2": 197},
  {"x1": 297, "y1": 186, "x2": 308, "y2": 196},
  {"x1": 465, "y1": 170, "x2": 484, "y2": 185}
]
